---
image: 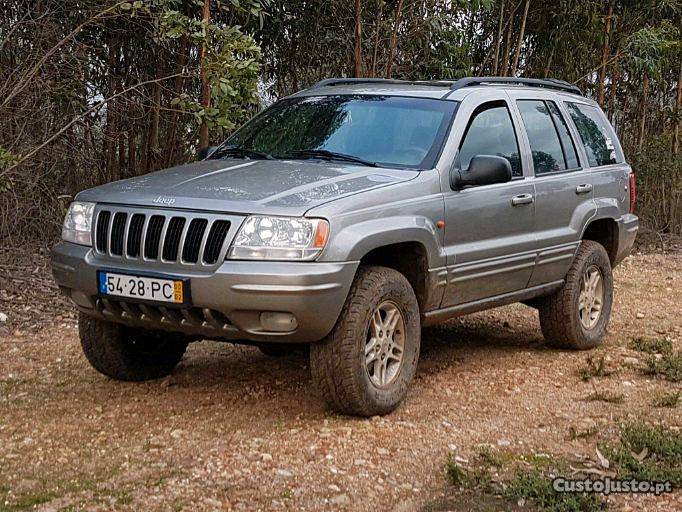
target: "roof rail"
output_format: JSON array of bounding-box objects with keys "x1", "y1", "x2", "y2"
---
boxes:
[
  {"x1": 311, "y1": 78, "x2": 456, "y2": 89},
  {"x1": 449, "y1": 77, "x2": 582, "y2": 95},
  {"x1": 309, "y1": 76, "x2": 582, "y2": 96}
]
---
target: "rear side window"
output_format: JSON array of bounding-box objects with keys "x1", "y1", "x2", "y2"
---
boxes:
[
  {"x1": 546, "y1": 102, "x2": 580, "y2": 169},
  {"x1": 565, "y1": 102, "x2": 621, "y2": 167},
  {"x1": 459, "y1": 102, "x2": 522, "y2": 177},
  {"x1": 517, "y1": 100, "x2": 568, "y2": 174}
]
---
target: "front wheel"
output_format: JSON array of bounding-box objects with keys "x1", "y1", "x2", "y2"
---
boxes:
[
  {"x1": 78, "y1": 313, "x2": 189, "y2": 381},
  {"x1": 310, "y1": 266, "x2": 421, "y2": 416},
  {"x1": 538, "y1": 240, "x2": 614, "y2": 350}
]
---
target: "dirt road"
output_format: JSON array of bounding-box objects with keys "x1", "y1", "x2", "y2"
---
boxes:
[{"x1": 1, "y1": 252, "x2": 680, "y2": 511}]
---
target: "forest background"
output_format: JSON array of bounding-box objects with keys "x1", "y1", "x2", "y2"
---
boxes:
[{"x1": 1, "y1": 0, "x2": 680, "y2": 245}]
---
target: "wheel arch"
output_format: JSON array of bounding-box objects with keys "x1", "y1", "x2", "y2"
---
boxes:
[
  {"x1": 359, "y1": 241, "x2": 432, "y2": 314},
  {"x1": 581, "y1": 217, "x2": 619, "y2": 266}
]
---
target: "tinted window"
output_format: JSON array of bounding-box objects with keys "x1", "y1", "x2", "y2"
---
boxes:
[
  {"x1": 517, "y1": 100, "x2": 566, "y2": 174},
  {"x1": 566, "y1": 102, "x2": 621, "y2": 167},
  {"x1": 458, "y1": 104, "x2": 521, "y2": 176},
  {"x1": 547, "y1": 102, "x2": 580, "y2": 169},
  {"x1": 224, "y1": 95, "x2": 457, "y2": 169}
]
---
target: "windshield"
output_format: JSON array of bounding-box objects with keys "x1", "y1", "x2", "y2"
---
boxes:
[{"x1": 219, "y1": 95, "x2": 458, "y2": 169}]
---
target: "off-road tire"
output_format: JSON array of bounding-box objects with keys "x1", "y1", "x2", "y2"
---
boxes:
[
  {"x1": 310, "y1": 265, "x2": 420, "y2": 416},
  {"x1": 538, "y1": 240, "x2": 613, "y2": 350},
  {"x1": 78, "y1": 313, "x2": 189, "y2": 381}
]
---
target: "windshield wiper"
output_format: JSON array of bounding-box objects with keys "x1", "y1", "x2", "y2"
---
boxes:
[
  {"x1": 212, "y1": 145, "x2": 274, "y2": 160},
  {"x1": 285, "y1": 149, "x2": 378, "y2": 167}
]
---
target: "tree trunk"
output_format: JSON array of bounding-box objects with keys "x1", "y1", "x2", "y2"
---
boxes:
[
  {"x1": 128, "y1": 127, "x2": 136, "y2": 176},
  {"x1": 199, "y1": 0, "x2": 211, "y2": 148},
  {"x1": 103, "y1": 43, "x2": 118, "y2": 181},
  {"x1": 140, "y1": 119, "x2": 148, "y2": 172},
  {"x1": 371, "y1": 1, "x2": 383, "y2": 77},
  {"x1": 510, "y1": 0, "x2": 529, "y2": 77},
  {"x1": 118, "y1": 132, "x2": 126, "y2": 178},
  {"x1": 637, "y1": 73, "x2": 649, "y2": 151},
  {"x1": 673, "y1": 60, "x2": 682, "y2": 155},
  {"x1": 149, "y1": 79, "x2": 161, "y2": 161},
  {"x1": 543, "y1": 45, "x2": 555, "y2": 78},
  {"x1": 385, "y1": 0, "x2": 404, "y2": 78},
  {"x1": 501, "y1": 2, "x2": 516, "y2": 77},
  {"x1": 165, "y1": 37, "x2": 189, "y2": 167},
  {"x1": 353, "y1": 0, "x2": 362, "y2": 77},
  {"x1": 597, "y1": 1, "x2": 614, "y2": 106},
  {"x1": 608, "y1": 55, "x2": 620, "y2": 122},
  {"x1": 492, "y1": 0, "x2": 505, "y2": 76}
]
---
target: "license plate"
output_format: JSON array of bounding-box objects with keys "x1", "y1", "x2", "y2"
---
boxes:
[{"x1": 98, "y1": 271, "x2": 186, "y2": 304}]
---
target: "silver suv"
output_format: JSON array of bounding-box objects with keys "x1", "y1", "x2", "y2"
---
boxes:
[{"x1": 52, "y1": 77, "x2": 638, "y2": 416}]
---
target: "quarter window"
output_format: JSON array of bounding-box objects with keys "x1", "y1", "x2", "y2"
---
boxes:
[
  {"x1": 565, "y1": 102, "x2": 621, "y2": 167},
  {"x1": 458, "y1": 103, "x2": 522, "y2": 177},
  {"x1": 517, "y1": 100, "x2": 580, "y2": 174}
]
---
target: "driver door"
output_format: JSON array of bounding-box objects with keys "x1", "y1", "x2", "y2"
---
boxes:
[{"x1": 441, "y1": 98, "x2": 536, "y2": 307}]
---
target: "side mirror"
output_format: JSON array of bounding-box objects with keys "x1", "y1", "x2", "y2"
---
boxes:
[
  {"x1": 197, "y1": 146, "x2": 218, "y2": 160},
  {"x1": 450, "y1": 155, "x2": 512, "y2": 190}
]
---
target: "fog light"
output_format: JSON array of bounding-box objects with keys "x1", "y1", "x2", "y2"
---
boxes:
[{"x1": 260, "y1": 312, "x2": 298, "y2": 332}]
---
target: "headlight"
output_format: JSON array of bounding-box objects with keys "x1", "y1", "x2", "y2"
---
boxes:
[
  {"x1": 62, "y1": 201, "x2": 95, "y2": 246},
  {"x1": 228, "y1": 216, "x2": 329, "y2": 261}
]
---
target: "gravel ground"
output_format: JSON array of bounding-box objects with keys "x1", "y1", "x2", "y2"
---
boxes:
[{"x1": 0, "y1": 251, "x2": 680, "y2": 511}]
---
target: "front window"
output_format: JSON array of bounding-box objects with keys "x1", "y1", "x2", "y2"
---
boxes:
[
  {"x1": 219, "y1": 95, "x2": 458, "y2": 169},
  {"x1": 458, "y1": 102, "x2": 522, "y2": 177}
]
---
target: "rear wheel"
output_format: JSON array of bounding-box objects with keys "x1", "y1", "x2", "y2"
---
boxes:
[
  {"x1": 538, "y1": 240, "x2": 613, "y2": 350},
  {"x1": 78, "y1": 313, "x2": 189, "y2": 381},
  {"x1": 310, "y1": 266, "x2": 420, "y2": 416}
]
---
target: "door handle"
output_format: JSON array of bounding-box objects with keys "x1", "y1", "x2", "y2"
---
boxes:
[
  {"x1": 575, "y1": 183, "x2": 593, "y2": 194},
  {"x1": 511, "y1": 193, "x2": 534, "y2": 206}
]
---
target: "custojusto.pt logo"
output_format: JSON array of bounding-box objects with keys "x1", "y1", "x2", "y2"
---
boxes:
[{"x1": 552, "y1": 477, "x2": 673, "y2": 496}]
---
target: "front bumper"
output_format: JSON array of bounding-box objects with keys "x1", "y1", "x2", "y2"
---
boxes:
[
  {"x1": 51, "y1": 242, "x2": 358, "y2": 343},
  {"x1": 614, "y1": 213, "x2": 639, "y2": 266}
]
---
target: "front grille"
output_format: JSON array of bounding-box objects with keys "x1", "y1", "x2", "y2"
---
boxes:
[
  {"x1": 94, "y1": 209, "x2": 232, "y2": 266},
  {"x1": 126, "y1": 214, "x2": 145, "y2": 257},
  {"x1": 203, "y1": 220, "x2": 231, "y2": 264},
  {"x1": 95, "y1": 211, "x2": 110, "y2": 252},
  {"x1": 162, "y1": 217, "x2": 186, "y2": 261},
  {"x1": 182, "y1": 219, "x2": 208, "y2": 263},
  {"x1": 144, "y1": 215, "x2": 165, "y2": 259},
  {"x1": 110, "y1": 212, "x2": 127, "y2": 255}
]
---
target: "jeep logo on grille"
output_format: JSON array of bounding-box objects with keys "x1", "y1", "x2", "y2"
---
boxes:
[{"x1": 153, "y1": 195, "x2": 176, "y2": 206}]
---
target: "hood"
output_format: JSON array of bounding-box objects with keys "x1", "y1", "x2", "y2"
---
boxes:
[{"x1": 77, "y1": 159, "x2": 419, "y2": 216}]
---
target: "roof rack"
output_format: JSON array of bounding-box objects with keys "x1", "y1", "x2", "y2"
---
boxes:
[
  {"x1": 310, "y1": 76, "x2": 582, "y2": 96},
  {"x1": 311, "y1": 78, "x2": 456, "y2": 89},
  {"x1": 449, "y1": 77, "x2": 582, "y2": 95}
]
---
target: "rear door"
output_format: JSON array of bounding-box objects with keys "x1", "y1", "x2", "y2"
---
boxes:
[
  {"x1": 508, "y1": 92, "x2": 597, "y2": 287},
  {"x1": 563, "y1": 101, "x2": 631, "y2": 220},
  {"x1": 440, "y1": 94, "x2": 536, "y2": 307}
]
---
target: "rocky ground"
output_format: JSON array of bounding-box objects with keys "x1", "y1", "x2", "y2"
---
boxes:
[{"x1": 0, "y1": 248, "x2": 680, "y2": 511}]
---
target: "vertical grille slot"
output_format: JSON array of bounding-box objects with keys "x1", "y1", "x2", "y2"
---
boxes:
[
  {"x1": 203, "y1": 220, "x2": 231, "y2": 264},
  {"x1": 162, "y1": 217, "x2": 186, "y2": 261},
  {"x1": 110, "y1": 212, "x2": 128, "y2": 255},
  {"x1": 126, "y1": 214, "x2": 145, "y2": 257},
  {"x1": 95, "y1": 211, "x2": 111, "y2": 253},
  {"x1": 144, "y1": 215, "x2": 165, "y2": 260},
  {"x1": 182, "y1": 219, "x2": 208, "y2": 263}
]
